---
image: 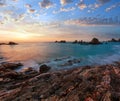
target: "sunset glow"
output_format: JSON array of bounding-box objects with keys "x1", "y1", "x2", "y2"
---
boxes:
[{"x1": 0, "y1": 0, "x2": 120, "y2": 42}]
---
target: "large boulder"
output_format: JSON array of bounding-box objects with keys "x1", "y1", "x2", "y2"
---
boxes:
[
  {"x1": 39, "y1": 64, "x2": 51, "y2": 73},
  {"x1": 89, "y1": 38, "x2": 101, "y2": 45}
]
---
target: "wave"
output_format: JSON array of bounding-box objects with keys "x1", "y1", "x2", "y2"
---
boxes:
[
  {"x1": 0, "y1": 43, "x2": 120, "y2": 71},
  {"x1": 87, "y1": 45, "x2": 120, "y2": 65}
]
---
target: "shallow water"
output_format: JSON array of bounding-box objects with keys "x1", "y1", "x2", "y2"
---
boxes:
[{"x1": 0, "y1": 42, "x2": 120, "y2": 70}]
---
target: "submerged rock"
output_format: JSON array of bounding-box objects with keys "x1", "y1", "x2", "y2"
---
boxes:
[{"x1": 39, "y1": 64, "x2": 51, "y2": 73}]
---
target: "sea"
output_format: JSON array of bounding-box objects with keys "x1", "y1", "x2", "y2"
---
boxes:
[{"x1": 0, "y1": 42, "x2": 120, "y2": 71}]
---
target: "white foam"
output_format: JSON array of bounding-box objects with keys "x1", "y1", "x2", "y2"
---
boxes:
[{"x1": 87, "y1": 44, "x2": 120, "y2": 65}]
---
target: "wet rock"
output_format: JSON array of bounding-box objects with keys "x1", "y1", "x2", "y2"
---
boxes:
[
  {"x1": 39, "y1": 64, "x2": 51, "y2": 73},
  {"x1": 3, "y1": 70, "x2": 19, "y2": 79},
  {"x1": 0, "y1": 63, "x2": 120, "y2": 101},
  {"x1": 22, "y1": 67, "x2": 37, "y2": 74},
  {"x1": 1, "y1": 62, "x2": 23, "y2": 70}
]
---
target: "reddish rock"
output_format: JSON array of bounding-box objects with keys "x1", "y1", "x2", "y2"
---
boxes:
[{"x1": 0, "y1": 62, "x2": 120, "y2": 101}]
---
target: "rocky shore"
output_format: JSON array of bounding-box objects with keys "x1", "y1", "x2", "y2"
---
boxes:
[{"x1": 0, "y1": 62, "x2": 120, "y2": 101}]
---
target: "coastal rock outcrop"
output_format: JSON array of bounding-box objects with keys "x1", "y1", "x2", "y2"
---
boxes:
[
  {"x1": 55, "y1": 40, "x2": 66, "y2": 43},
  {"x1": 89, "y1": 38, "x2": 101, "y2": 45},
  {"x1": 0, "y1": 62, "x2": 23, "y2": 70},
  {"x1": 39, "y1": 64, "x2": 51, "y2": 73},
  {"x1": 8, "y1": 41, "x2": 18, "y2": 45},
  {"x1": 0, "y1": 42, "x2": 18, "y2": 45},
  {"x1": 0, "y1": 62, "x2": 120, "y2": 101}
]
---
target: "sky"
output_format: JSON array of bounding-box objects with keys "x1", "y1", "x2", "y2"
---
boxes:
[{"x1": 0, "y1": 0, "x2": 120, "y2": 42}]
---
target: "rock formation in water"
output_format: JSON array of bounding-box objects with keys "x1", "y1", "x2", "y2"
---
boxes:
[
  {"x1": 8, "y1": 42, "x2": 18, "y2": 45},
  {"x1": 89, "y1": 38, "x2": 101, "y2": 45},
  {"x1": 0, "y1": 42, "x2": 18, "y2": 45}
]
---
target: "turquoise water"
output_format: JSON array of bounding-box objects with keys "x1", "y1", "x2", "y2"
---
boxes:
[{"x1": 0, "y1": 42, "x2": 120, "y2": 70}]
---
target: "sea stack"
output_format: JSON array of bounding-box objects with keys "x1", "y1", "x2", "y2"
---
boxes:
[
  {"x1": 8, "y1": 41, "x2": 18, "y2": 45},
  {"x1": 89, "y1": 38, "x2": 101, "y2": 45}
]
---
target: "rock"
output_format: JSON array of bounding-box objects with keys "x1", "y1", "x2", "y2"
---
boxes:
[
  {"x1": 73, "y1": 40, "x2": 78, "y2": 44},
  {"x1": 55, "y1": 41, "x2": 58, "y2": 43},
  {"x1": 22, "y1": 67, "x2": 34, "y2": 74},
  {"x1": 0, "y1": 62, "x2": 120, "y2": 101},
  {"x1": 0, "y1": 43, "x2": 7, "y2": 45},
  {"x1": 1, "y1": 62, "x2": 23, "y2": 70},
  {"x1": 0, "y1": 57, "x2": 3, "y2": 59},
  {"x1": 39, "y1": 64, "x2": 51, "y2": 73},
  {"x1": 110, "y1": 38, "x2": 117, "y2": 42},
  {"x1": 60, "y1": 40, "x2": 66, "y2": 43},
  {"x1": 55, "y1": 40, "x2": 66, "y2": 43},
  {"x1": 3, "y1": 70, "x2": 19, "y2": 79},
  {"x1": 8, "y1": 41, "x2": 18, "y2": 45},
  {"x1": 89, "y1": 38, "x2": 101, "y2": 45}
]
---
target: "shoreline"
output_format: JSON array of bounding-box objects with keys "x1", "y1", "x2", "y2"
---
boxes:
[{"x1": 0, "y1": 61, "x2": 120, "y2": 101}]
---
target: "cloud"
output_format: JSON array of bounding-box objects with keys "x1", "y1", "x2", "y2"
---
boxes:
[
  {"x1": 12, "y1": 0, "x2": 18, "y2": 2},
  {"x1": 98, "y1": 0, "x2": 111, "y2": 4},
  {"x1": 60, "y1": 7, "x2": 75, "y2": 12},
  {"x1": 53, "y1": 7, "x2": 75, "y2": 14},
  {"x1": 39, "y1": 0, "x2": 53, "y2": 8},
  {"x1": 0, "y1": 0, "x2": 6, "y2": 7},
  {"x1": 64, "y1": 17, "x2": 120, "y2": 26},
  {"x1": 27, "y1": 9, "x2": 36, "y2": 13},
  {"x1": 25, "y1": 4, "x2": 32, "y2": 9},
  {"x1": 88, "y1": 3, "x2": 101, "y2": 10},
  {"x1": 77, "y1": 3, "x2": 87, "y2": 10},
  {"x1": 106, "y1": 2, "x2": 120, "y2": 12},
  {"x1": 60, "y1": 0, "x2": 72, "y2": 5}
]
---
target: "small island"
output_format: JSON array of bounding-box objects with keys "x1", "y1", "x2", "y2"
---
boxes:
[
  {"x1": 0, "y1": 41, "x2": 18, "y2": 45},
  {"x1": 55, "y1": 40, "x2": 66, "y2": 43}
]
